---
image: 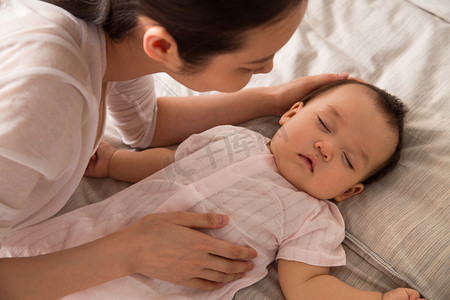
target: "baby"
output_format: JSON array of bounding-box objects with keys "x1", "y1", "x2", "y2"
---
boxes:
[{"x1": 2, "y1": 80, "x2": 423, "y2": 299}]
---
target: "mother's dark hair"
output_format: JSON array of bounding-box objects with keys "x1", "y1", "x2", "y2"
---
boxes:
[
  {"x1": 301, "y1": 79, "x2": 408, "y2": 185},
  {"x1": 42, "y1": 0, "x2": 304, "y2": 68}
]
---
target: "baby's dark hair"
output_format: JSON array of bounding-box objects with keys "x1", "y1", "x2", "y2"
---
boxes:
[
  {"x1": 301, "y1": 79, "x2": 408, "y2": 185},
  {"x1": 42, "y1": 0, "x2": 304, "y2": 71}
]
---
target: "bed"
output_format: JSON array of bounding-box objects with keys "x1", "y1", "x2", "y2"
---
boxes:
[{"x1": 6, "y1": 0, "x2": 450, "y2": 299}]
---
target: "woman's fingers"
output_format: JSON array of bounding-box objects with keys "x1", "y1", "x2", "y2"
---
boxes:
[
  {"x1": 169, "y1": 253, "x2": 250, "y2": 291},
  {"x1": 269, "y1": 72, "x2": 349, "y2": 116},
  {"x1": 348, "y1": 76, "x2": 367, "y2": 83},
  {"x1": 299, "y1": 72, "x2": 349, "y2": 92},
  {"x1": 181, "y1": 278, "x2": 224, "y2": 291},
  {"x1": 181, "y1": 269, "x2": 247, "y2": 291},
  {"x1": 172, "y1": 211, "x2": 230, "y2": 229},
  {"x1": 205, "y1": 235, "x2": 257, "y2": 261},
  {"x1": 195, "y1": 266, "x2": 246, "y2": 284},
  {"x1": 170, "y1": 212, "x2": 258, "y2": 260}
]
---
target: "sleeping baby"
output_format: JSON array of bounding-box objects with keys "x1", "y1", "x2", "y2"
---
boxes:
[{"x1": 1, "y1": 79, "x2": 424, "y2": 299}]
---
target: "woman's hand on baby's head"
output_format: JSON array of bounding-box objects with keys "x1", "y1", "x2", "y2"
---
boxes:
[
  {"x1": 348, "y1": 76, "x2": 367, "y2": 84},
  {"x1": 266, "y1": 73, "x2": 349, "y2": 116},
  {"x1": 84, "y1": 141, "x2": 117, "y2": 178}
]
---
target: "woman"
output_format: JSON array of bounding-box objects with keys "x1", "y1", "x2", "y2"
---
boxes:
[{"x1": 0, "y1": 0, "x2": 348, "y2": 298}]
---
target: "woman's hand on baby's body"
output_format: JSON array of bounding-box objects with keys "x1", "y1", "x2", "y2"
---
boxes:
[
  {"x1": 382, "y1": 288, "x2": 426, "y2": 300},
  {"x1": 84, "y1": 141, "x2": 117, "y2": 178},
  {"x1": 117, "y1": 212, "x2": 257, "y2": 290}
]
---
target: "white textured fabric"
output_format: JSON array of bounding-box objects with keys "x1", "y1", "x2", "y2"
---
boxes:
[
  {"x1": 0, "y1": 0, "x2": 158, "y2": 242},
  {"x1": 0, "y1": 0, "x2": 105, "y2": 239},
  {"x1": 0, "y1": 126, "x2": 345, "y2": 299},
  {"x1": 107, "y1": 76, "x2": 158, "y2": 149},
  {"x1": 406, "y1": 0, "x2": 450, "y2": 22}
]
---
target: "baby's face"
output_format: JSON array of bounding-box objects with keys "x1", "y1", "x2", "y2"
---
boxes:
[{"x1": 270, "y1": 84, "x2": 397, "y2": 201}]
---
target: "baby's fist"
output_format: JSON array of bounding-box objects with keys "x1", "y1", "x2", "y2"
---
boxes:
[
  {"x1": 84, "y1": 141, "x2": 116, "y2": 178},
  {"x1": 383, "y1": 288, "x2": 425, "y2": 300}
]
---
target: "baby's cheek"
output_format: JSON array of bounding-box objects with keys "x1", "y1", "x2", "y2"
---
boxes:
[{"x1": 309, "y1": 178, "x2": 344, "y2": 200}]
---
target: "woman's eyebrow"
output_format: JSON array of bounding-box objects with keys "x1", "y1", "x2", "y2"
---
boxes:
[{"x1": 243, "y1": 54, "x2": 275, "y2": 65}]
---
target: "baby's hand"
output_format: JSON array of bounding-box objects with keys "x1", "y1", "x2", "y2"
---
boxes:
[
  {"x1": 383, "y1": 288, "x2": 426, "y2": 300},
  {"x1": 84, "y1": 141, "x2": 117, "y2": 178}
]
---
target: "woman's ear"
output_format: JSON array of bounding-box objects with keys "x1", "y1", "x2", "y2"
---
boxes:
[
  {"x1": 279, "y1": 102, "x2": 304, "y2": 125},
  {"x1": 334, "y1": 183, "x2": 364, "y2": 202},
  {"x1": 142, "y1": 24, "x2": 179, "y2": 65}
]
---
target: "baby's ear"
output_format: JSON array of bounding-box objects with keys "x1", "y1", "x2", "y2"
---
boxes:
[
  {"x1": 279, "y1": 102, "x2": 304, "y2": 125},
  {"x1": 334, "y1": 183, "x2": 364, "y2": 202}
]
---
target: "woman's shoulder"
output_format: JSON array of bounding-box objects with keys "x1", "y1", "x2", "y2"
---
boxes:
[
  {"x1": 1, "y1": 0, "x2": 100, "y2": 44},
  {"x1": 0, "y1": 0, "x2": 105, "y2": 88}
]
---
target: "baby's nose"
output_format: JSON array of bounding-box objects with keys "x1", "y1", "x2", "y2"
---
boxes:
[{"x1": 315, "y1": 142, "x2": 332, "y2": 162}]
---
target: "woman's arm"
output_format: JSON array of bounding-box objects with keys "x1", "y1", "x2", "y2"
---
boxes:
[
  {"x1": 0, "y1": 229, "x2": 129, "y2": 299},
  {"x1": 151, "y1": 73, "x2": 348, "y2": 146},
  {"x1": 278, "y1": 259, "x2": 425, "y2": 300},
  {"x1": 0, "y1": 212, "x2": 257, "y2": 299}
]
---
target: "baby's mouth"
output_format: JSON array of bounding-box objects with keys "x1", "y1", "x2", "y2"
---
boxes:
[{"x1": 298, "y1": 154, "x2": 314, "y2": 172}]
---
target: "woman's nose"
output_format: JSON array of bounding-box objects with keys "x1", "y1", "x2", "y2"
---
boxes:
[{"x1": 315, "y1": 141, "x2": 332, "y2": 162}]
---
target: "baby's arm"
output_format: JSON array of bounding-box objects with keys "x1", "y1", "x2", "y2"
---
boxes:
[
  {"x1": 278, "y1": 259, "x2": 425, "y2": 300},
  {"x1": 85, "y1": 141, "x2": 175, "y2": 183}
]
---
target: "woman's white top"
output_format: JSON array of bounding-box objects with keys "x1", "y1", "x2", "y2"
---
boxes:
[{"x1": 0, "y1": 0, "x2": 158, "y2": 242}]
